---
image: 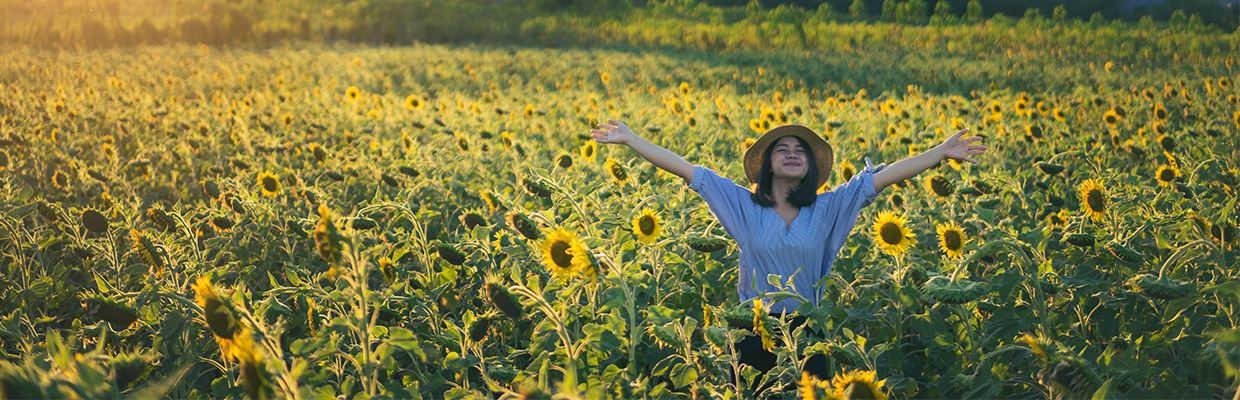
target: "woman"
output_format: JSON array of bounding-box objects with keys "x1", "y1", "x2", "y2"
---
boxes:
[{"x1": 589, "y1": 119, "x2": 987, "y2": 381}]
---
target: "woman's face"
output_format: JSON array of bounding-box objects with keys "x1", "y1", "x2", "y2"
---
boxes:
[{"x1": 768, "y1": 136, "x2": 808, "y2": 181}]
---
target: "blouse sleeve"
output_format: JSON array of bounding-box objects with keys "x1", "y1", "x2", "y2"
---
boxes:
[
  {"x1": 820, "y1": 157, "x2": 887, "y2": 258},
  {"x1": 687, "y1": 165, "x2": 755, "y2": 246}
]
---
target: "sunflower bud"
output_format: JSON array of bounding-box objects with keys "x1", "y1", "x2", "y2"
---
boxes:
[{"x1": 314, "y1": 208, "x2": 343, "y2": 267}]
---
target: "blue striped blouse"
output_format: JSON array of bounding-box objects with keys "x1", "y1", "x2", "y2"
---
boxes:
[{"x1": 687, "y1": 158, "x2": 886, "y2": 313}]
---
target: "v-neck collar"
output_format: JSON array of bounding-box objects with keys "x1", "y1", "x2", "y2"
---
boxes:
[{"x1": 772, "y1": 203, "x2": 809, "y2": 231}]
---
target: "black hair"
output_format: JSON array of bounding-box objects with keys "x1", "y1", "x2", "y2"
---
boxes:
[{"x1": 751, "y1": 135, "x2": 818, "y2": 208}]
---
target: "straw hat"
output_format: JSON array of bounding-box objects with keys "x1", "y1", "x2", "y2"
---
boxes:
[{"x1": 743, "y1": 125, "x2": 834, "y2": 190}]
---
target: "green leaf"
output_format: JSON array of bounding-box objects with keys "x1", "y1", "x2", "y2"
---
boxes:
[
  {"x1": 1204, "y1": 281, "x2": 1240, "y2": 300},
  {"x1": 7, "y1": 203, "x2": 36, "y2": 220},
  {"x1": 669, "y1": 362, "x2": 698, "y2": 389},
  {"x1": 1091, "y1": 378, "x2": 1114, "y2": 400},
  {"x1": 94, "y1": 272, "x2": 114, "y2": 293},
  {"x1": 388, "y1": 327, "x2": 418, "y2": 350},
  {"x1": 1219, "y1": 196, "x2": 1237, "y2": 223},
  {"x1": 15, "y1": 186, "x2": 33, "y2": 203},
  {"x1": 291, "y1": 337, "x2": 328, "y2": 357}
]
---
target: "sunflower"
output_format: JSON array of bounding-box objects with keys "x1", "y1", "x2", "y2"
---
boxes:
[
  {"x1": 580, "y1": 141, "x2": 598, "y2": 163},
  {"x1": 936, "y1": 222, "x2": 967, "y2": 260},
  {"x1": 404, "y1": 95, "x2": 422, "y2": 110},
  {"x1": 831, "y1": 370, "x2": 888, "y2": 400},
  {"x1": 257, "y1": 171, "x2": 280, "y2": 198},
  {"x1": 926, "y1": 175, "x2": 954, "y2": 198},
  {"x1": 1053, "y1": 108, "x2": 1066, "y2": 121},
  {"x1": 1078, "y1": 179, "x2": 1107, "y2": 222},
  {"x1": 52, "y1": 169, "x2": 69, "y2": 189},
  {"x1": 1155, "y1": 164, "x2": 1180, "y2": 187},
  {"x1": 1221, "y1": 76, "x2": 1233, "y2": 90},
  {"x1": 540, "y1": 228, "x2": 591, "y2": 281},
  {"x1": 1154, "y1": 103, "x2": 1168, "y2": 121},
  {"x1": 872, "y1": 212, "x2": 915, "y2": 256},
  {"x1": 193, "y1": 276, "x2": 245, "y2": 360},
  {"x1": 989, "y1": 101, "x2": 1002, "y2": 115},
  {"x1": 631, "y1": 208, "x2": 663, "y2": 244},
  {"x1": 1046, "y1": 209, "x2": 1070, "y2": 231},
  {"x1": 281, "y1": 113, "x2": 293, "y2": 127},
  {"x1": 604, "y1": 158, "x2": 629, "y2": 183},
  {"x1": 1102, "y1": 109, "x2": 1120, "y2": 127},
  {"x1": 838, "y1": 159, "x2": 856, "y2": 183},
  {"x1": 346, "y1": 86, "x2": 361, "y2": 102}
]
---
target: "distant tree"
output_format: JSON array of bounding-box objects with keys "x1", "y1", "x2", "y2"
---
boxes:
[
  {"x1": 966, "y1": 0, "x2": 982, "y2": 22},
  {"x1": 1138, "y1": 14, "x2": 1155, "y2": 31},
  {"x1": 1089, "y1": 11, "x2": 1105, "y2": 27},
  {"x1": 849, "y1": 0, "x2": 867, "y2": 17},
  {"x1": 1169, "y1": 9, "x2": 1186, "y2": 27},
  {"x1": 815, "y1": 2, "x2": 835, "y2": 20},
  {"x1": 904, "y1": 0, "x2": 928, "y2": 21},
  {"x1": 930, "y1": 0, "x2": 953, "y2": 24},
  {"x1": 882, "y1": 0, "x2": 897, "y2": 19},
  {"x1": 1052, "y1": 4, "x2": 1067, "y2": 21}
]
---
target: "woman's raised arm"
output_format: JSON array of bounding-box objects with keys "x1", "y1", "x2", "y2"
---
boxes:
[
  {"x1": 871, "y1": 128, "x2": 988, "y2": 192},
  {"x1": 591, "y1": 119, "x2": 696, "y2": 184}
]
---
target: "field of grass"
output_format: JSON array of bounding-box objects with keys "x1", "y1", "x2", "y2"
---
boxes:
[{"x1": 1, "y1": 17, "x2": 1239, "y2": 399}]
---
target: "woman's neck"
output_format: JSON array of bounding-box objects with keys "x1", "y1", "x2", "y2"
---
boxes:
[{"x1": 771, "y1": 176, "x2": 801, "y2": 208}]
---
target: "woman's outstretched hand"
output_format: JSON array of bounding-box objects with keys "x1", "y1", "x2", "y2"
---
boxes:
[
  {"x1": 590, "y1": 119, "x2": 638, "y2": 146},
  {"x1": 938, "y1": 129, "x2": 988, "y2": 164}
]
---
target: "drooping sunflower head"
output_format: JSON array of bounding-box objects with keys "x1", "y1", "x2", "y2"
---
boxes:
[
  {"x1": 936, "y1": 222, "x2": 967, "y2": 260},
  {"x1": 1078, "y1": 179, "x2": 1107, "y2": 222},
  {"x1": 257, "y1": 171, "x2": 280, "y2": 198},
  {"x1": 1158, "y1": 134, "x2": 1175, "y2": 153},
  {"x1": 839, "y1": 159, "x2": 856, "y2": 183},
  {"x1": 604, "y1": 158, "x2": 628, "y2": 183},
  {"x1": 1155, "y1": 164, "x2": 1180, "y2": 187},
  {"x1": 546, "y1": 151, "x2": 569, "y2": 170},
  {"x1": 580, "y1": 141, "x2": 598, "y2": 163},
  {"x1": 1102, "y1": 109, "x2": 1120, "y2": 127},
  {"x1": 926, "y1": 175, "x2": 954, "y2": 198},
  {"x1": 631, "y1": 208, "x2": 663, "y2": 244},
  {"x1": 193, "y1": 276, "x2": 244, "y2": 359},
  {"x1": 81, "y1": 207, "x2": 110, "y2": 234},
  {"x1": 872, "y1": 211, "x2": 915, "y2": 257},
  {"x1": 831, "y1": 370, "x2": 888, "y2": 400},
  {"x1": 459, "y1": 209, "x2": 488, "y2": 231},
  {"x1": 540, "y1": 228, "x2": 589, "y2": 281}
]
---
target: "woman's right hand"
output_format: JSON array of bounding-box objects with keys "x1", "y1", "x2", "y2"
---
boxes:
[{"x1": 590, "y1": 119, "x2": 639, "y2": 146}]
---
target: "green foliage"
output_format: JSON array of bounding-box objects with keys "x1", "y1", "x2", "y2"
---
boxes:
[{"x1": 1, "y1": 5, "x2": 1239, "y2": 398}]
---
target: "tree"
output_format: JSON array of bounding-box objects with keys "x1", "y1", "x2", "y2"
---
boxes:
[
  {"x1": 882, "y1": 0, "x2": 898, "y2": 19},
  {"x1": 1169, "y1": 9, "x2": 1187, "y2": 28},
  {"x1": 1089, "y1": 11, "x2": 1105, "y2": 27},
  {"x1": 966, "y1": 0, "x2": 982, "y2": 23},
  {"x1": 905, "y1": 0, "x2": 928, "y2": 21},
  {"x1": 931, "y1": 0, "x2": 953, "y2": 24},
  {"x1": 849, "y1": 0, "x2": 866, "y2": 17}
]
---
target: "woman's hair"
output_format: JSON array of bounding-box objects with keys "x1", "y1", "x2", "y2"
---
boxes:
[{"x1": 751, "y1": 135, "x2": 818, "y2": 208}]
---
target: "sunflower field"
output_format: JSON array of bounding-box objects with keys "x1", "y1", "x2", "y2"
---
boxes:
[{"x1": 2, "y1": 2, "x2": 1240, "y2": 399}]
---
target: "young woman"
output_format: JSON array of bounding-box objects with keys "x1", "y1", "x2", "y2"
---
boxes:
[{"x1": 591, "y1": 119, "x2": 987, "y2": 382}]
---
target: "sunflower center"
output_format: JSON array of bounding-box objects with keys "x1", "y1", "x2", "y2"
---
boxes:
[
  {"x1": 842, "y1": 381, "x2": 878, "y2": 400},
  {"x1": 931, "y1": 177, "x2": 952, "y2": 197},
  {"x1": 879, "y1": 222, "x2": 904, "y2": 245},
  {"x1": 1086, "y1": 188, "x2": 1106, "y2": 212},
  {"x1": 203, "y1": 297, "x2": 237, "y2": 339},
  {"x1": 1159, "y1": 168, "x2": 1176, "y2": 182},
  {"x1": 842, "y1": 166, "x2": 855, "y2": 181},
  {"x1": 550, "y1": 241, "x2": 573, "y2": 268},
  {"x1": 262, "y1": 176, "x2": 279, "y2": 192},
  {"x1": 585, "y1": 147, "x2": 594, "y2": 157},
  {"x1": 944, "y1": 230, "x2": 962, "y2": 251},
  {"x1": 639, "y1": 216, "x2": 656, "y2": 236},
  {"x1": 1105, "y1": 114, "x2": 1117, "y2": 124},
  {"x1": 610, "y1": 165, "x2": 627, "y2": 180}
]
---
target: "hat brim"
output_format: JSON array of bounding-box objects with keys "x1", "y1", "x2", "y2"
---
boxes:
[{"x1": 743, "y1": 125, "x2": 834, "y2": 191}]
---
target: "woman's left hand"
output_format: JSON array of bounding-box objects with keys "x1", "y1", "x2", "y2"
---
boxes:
[{"x1": 938, "y1": 129, "x2": 988, "y2": 164}]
